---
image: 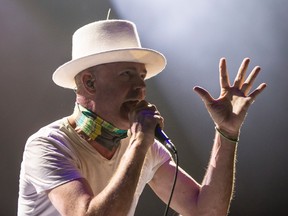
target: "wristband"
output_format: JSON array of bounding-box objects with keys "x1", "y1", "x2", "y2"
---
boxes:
[{"x1": 215, "y1": 126, "x2": 239, "y2": 143}]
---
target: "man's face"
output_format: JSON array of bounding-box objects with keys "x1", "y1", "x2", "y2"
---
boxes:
[{"x1": 92, "y1": 62, "x2": 147, "y2": 129}]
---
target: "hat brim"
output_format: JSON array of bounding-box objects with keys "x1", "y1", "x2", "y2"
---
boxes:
[{"x1": 52, "y1": 48, "x2": 166, "y2": 89}]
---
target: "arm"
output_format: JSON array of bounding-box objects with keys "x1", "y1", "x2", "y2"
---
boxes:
[
  {"x1": 150, "y1": 134, "x2": 236, "y2": 216},
  {"x1": 48, "y1": 136, "x2": 149, "y2": 216},
  {"x1": 48, "y1": 101, "x2": 162, "y2": 216},
  {"x1": 150, "y1": 58, "x2": 266, "y2": 215}
]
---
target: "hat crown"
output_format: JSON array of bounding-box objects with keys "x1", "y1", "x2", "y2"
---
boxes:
[
  {"x1": 52, "y1": 19, "x2": 166, "y2": 89},
  {"x1": 72, "y1": 20, "x2": 141, "y2": 59}
]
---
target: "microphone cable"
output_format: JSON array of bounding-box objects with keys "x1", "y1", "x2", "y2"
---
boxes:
[
  {"x1": 154, "y1": 126, "x2": 179, "y2": 216},
  {"x1": 163, "y1": 142, "x2": 179, "y2": 216}
]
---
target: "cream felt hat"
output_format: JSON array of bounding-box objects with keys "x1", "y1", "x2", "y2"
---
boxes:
[{"x1": 52, "y1": 19, "x2": 166, "y2": 89}]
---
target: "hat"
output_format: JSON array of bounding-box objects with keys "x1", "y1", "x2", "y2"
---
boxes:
[{"x1": 52, "y1": 19, "x2": 167, "y2": 89}]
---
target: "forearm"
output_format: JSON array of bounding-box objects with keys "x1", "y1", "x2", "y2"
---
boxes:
[
  {"x1": 87, "y1": 133, "x2": 150, "y2": 215},
  {"x1": 197, "y1": 131, "x2": 237, "y2": 215}
]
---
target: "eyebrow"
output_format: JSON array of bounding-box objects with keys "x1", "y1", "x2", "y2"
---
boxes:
[{"x1": 126, "y1": 66, "x2": 147, "y2": 75}]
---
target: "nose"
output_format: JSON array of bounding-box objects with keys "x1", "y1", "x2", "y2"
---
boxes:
[
  {"x1": 134, "y1": 76, "x2": 146, "y2": 99},
  {"x1": 133, "y1": 72, "x2": 146, "y2": 88}
]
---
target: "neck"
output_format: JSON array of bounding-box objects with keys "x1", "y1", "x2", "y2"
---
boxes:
[
  {"x1": 76, "y1": 94, "x2": 95, "y2": 112},
  {"x1": 70, "y1": 103, "x2": 128, "y2": 152},
  {"x1": 89, "y1": 140, "x2": 118, "y2": 160}
]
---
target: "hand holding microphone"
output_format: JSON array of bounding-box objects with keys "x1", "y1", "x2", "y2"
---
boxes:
[{"x1": 128, "y1": 100, "x2": 176, "y2": 153}]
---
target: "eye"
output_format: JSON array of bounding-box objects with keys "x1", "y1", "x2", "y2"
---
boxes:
[
  {"x1": 119, "y1": 70, "x2": 133, "y2": 81},
  {"x1": 140, "y1": 72, "x2": 146, "y2": 80},
  {"x1": 120, "y1": 70, "x2": 131, "y2": 77}
]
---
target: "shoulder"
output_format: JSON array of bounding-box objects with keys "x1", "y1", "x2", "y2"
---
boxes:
[
  {"x1": 21, "y1": 118, "x2": 82, "y2": 191},
  {"x1": 26, "y1": 117, "x2": 67, "y2": 142},
  {"x1": 23, "y1": 117, "x2": 79, "y2": 165},
  {"x1": 25, "y1": 117, "x2": 75, "y2": 149}
]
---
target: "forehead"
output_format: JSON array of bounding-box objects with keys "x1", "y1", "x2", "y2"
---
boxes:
[{"x1": 90, "y1": 62, "x2": 147, "y2": 73}]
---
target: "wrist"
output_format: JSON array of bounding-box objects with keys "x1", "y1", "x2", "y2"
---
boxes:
[
  {"x1": 215, "y1": 126, "x2": 240, "y2": 143},
  {"x1": 129, "y1": 130, "x2": 154, "y2": 151}
]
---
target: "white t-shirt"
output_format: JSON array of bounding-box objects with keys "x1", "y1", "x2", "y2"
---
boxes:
[{"x1": 18, "y1": 118, "x2": 171, "y2": 216}]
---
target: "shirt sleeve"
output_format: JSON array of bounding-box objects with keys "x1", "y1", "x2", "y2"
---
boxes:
[
  {"x1": 23, "y1": 133, "x2": 82, "y2": 194},
  {"x1": 144, "y1": 140, "x2": 172, "y2": 183}
]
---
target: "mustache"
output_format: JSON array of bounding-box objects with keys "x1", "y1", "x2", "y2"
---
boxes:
[{"x1": 125, "y1": 89, "x2": 146, "y2": 102}]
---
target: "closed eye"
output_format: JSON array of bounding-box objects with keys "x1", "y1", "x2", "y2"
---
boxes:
[
  {"x1": 120, "y1": 70, "x2": 132, "y2": 77},
  {"x1": 119, "y1": 68, "x2": 147, "y2": 80}
]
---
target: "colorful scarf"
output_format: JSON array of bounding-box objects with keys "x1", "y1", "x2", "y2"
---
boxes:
[{"x1": 73, "y1": 103, "x2": 128, "y2": 151}]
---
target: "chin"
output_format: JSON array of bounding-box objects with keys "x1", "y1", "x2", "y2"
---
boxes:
[
  {"x1": 118, "y1": 119, "x2": 130, "y2": 130},
  {"x1": 116, "y1": 115, "x2": 130, "y2": 130}
]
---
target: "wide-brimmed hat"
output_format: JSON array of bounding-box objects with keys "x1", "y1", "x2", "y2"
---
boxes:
[{"x1": 52, "y1": 19, "x2": 166, "y2": 89}]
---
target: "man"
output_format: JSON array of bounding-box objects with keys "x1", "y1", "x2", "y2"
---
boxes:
[{"x1": 18, "y1": 19, "x2": 266, "y2": 216}]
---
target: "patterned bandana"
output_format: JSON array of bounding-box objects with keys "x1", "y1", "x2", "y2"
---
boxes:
[{"x1": 73, "y1": 103, "x2": 128, "y2": 151}]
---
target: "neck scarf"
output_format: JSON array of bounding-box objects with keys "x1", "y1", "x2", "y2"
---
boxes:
[{"x1": 73, "y1": 103, "x2": 128, "y2": 151}]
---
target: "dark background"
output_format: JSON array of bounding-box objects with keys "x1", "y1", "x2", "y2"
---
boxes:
[{"x1": 1, "y1": 0, "x2": 287, "y2": 215}]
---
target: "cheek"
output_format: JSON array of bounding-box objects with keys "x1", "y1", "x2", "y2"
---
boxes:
[
  {"x1": 96, "y1": 84, "x2": 119, "y2": 100},
  {"x1": 97, "y1": 89, "x2": 123, "y2": 110},
  {"x1": 95, "y1": 82, "x2": 129, "y2": 109}
]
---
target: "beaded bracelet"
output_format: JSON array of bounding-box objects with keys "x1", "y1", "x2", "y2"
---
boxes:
[{"x1": 215, "y1": 126, "x2": 239, "y2": 143}]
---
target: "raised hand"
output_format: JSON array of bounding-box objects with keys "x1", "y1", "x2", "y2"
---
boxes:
[{"x1": 194, "y1": 58, "x2": 266, "y2": 137}]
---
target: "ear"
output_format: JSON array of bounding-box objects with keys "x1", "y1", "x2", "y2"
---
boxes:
[{"x1": 81, "y1": 72, "x2": 96, "y2": 94}]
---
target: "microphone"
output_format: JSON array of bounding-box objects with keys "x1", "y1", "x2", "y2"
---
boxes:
[
  {"x1": 155, "y1": 125, "x2": 177, "y2": 154},
  {"x1": 155, "y1": 126, "x2": 179, "y2": 216}
]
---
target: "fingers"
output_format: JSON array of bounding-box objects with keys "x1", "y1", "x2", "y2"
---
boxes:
[
  {"x1": 219, "y1": 58, "x2": 231, "y2": 89},
  {"x1": 233, "y1": 58, "x2": 250, "y2": 88},
  {"x1": 129, "y1": 100, "x2": 164, "y2": 130},
  {"x1": 222, "y1": 58, "x2": 265, "y2": 97},
  {"x1": 241, "y1": 66, "x2": 261, "y2": 94},
  {"x1": 248, "y1": 83, "x2": 267, "y2": 100},
  {"x1": 195, "y1": 58, "x2": 266, "y2": 105}
]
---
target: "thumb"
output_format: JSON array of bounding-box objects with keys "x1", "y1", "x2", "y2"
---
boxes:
[{"x1": 193, "y1": 86, "x2": 214, "y2": 104}]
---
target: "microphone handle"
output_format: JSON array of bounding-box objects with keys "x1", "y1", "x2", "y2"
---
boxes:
[{"x1": 155, "y1": 125, "x2": 177, "y2": 154}]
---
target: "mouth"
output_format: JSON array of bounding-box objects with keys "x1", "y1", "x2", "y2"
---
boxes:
[{"x1": 122, "y1": 100, "x2": 139, "y2": 109}]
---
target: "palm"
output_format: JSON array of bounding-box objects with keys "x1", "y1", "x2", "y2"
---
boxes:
[{"x1": 194, "y1": 58, "x2": 266, "y2": 134}]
